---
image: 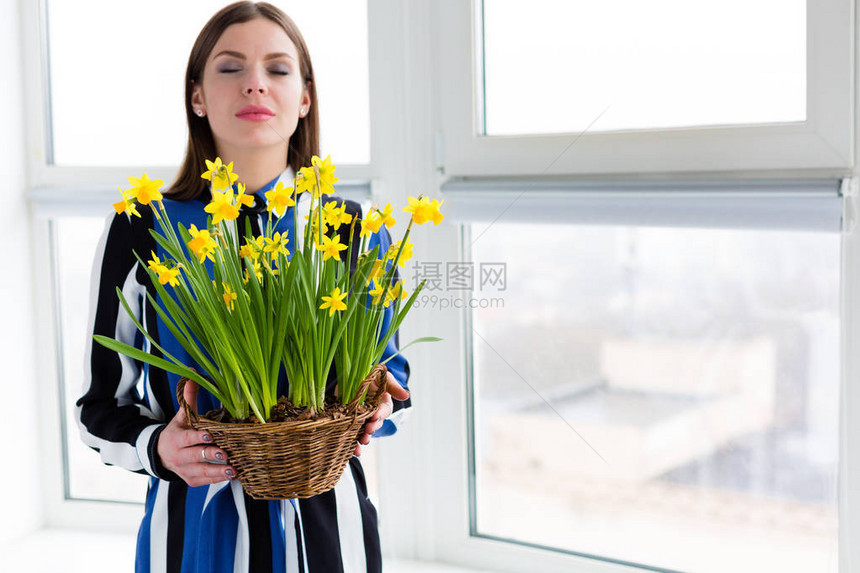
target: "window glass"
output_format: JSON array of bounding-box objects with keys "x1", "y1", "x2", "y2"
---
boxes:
[
  {"x1": 482, "y1": 0, "x2": 806, "y2": 135},
  {"x1": 47, "y1": 0, "x2": 369, "y2": 166},
  {"x1": 470, "y1": 222, "x2": 839, "y2": 572}
]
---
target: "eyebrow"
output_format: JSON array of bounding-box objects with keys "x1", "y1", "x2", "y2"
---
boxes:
[{"x1": 213, "y1": 50, "x2": 295, "y2": 61}]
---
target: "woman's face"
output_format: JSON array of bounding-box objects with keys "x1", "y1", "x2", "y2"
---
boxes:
[{"x1": 192, "y1": 18, "x2": 311, "y2": 157}]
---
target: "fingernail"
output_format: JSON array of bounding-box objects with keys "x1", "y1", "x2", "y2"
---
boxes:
[
  {"x1": 226, "y1": 469, "x2": 234, "y2": 478},
  {"x1": 203, "y1": 434, "x2": 212, "y2": 442},
  {"x1": 216, "y1": 452, "x2": 224, "y2": 461}
]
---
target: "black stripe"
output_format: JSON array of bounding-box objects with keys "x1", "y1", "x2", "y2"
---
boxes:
[
  {"x1": 350, "y1": 458, "x2": 382, "y2": 573},
  {"x1": 166, "y1": 481, "x2": 187, "y2": 572},
  {"x1": 294, "y1": 509, "x2": 306, "y2": 573},
  {"x1": 299, "y1": 491, "x2": 345, "y2": 573},
  {"x1": 246, "y1": 493, "x2": 273, "y2": 573}
]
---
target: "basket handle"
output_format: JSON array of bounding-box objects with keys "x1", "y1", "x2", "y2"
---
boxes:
[
  {"x1": 176, "y1": 377, "x2": 200, "y2": 426},
  {"x1": 346, "y1": 364, "x2": 389, "y2": 412}
]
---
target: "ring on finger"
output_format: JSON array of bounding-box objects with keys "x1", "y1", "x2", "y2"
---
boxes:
[{"x1": 202, "y1": 446, "x2": 208, "y2": 461}]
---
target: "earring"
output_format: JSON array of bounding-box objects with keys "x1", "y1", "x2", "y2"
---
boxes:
[
  {"x1": 300, "y1": 108, "x2": 306, "y2": 116},
  {"x1": 196, "y1": 109, "x2": 204, "y2": 117}
]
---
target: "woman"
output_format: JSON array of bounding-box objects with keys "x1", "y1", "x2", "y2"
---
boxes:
[{"x1": 75, "y1": 3, "x2": 410, "y2": 572}]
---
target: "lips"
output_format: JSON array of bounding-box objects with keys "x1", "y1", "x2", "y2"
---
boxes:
[{"x1": 236, "y1": 105, "x2": 274, "y2": 120}]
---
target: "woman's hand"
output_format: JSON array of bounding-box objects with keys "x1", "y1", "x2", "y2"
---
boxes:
[
  {"x1": 156, "y1": 379, "x2": 236, "y2": 487},
  {"x1": 354, "y1": 371, "x2": 410, "y2": 457}
]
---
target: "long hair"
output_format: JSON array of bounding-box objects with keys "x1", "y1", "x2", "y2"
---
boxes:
[{"x1": 166, "y1": 1, "x2": 319, "y2": 201}]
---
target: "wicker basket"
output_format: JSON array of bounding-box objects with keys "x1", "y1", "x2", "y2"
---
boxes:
[{"x1": 176, "y1": 364, "x2": 388, "y2": 500}]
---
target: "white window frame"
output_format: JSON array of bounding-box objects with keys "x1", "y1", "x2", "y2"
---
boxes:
[
  {"x1": 380, "y1": 2, "x2": 860, "y2": 573},
  {"x1": 20, "y1": 1, "x2": 860, "y2": 572},
  {"x1": 437, "y1": 0, "x2": 854, "y2": 177},
  {"x1": 20, "y1": 0, "x2": 413, "y2": 534}
]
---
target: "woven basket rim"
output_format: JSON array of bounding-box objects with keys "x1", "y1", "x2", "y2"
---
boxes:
[{"x1": 176, "y1": 363, "x2": 388, "y2": 427}]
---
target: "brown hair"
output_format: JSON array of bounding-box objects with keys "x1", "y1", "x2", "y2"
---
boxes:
[{"x1": 166, "y1": 1, "x2": 319, "y2": 201}]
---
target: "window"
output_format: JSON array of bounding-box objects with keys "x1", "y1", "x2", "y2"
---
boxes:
[
  {"x1": 482, "y1": 0, "x2": 806, "y2": 136},
  {"x1": 468, "y1": 220, "x2": 840, "y2": 572},
  {"x1": 45, "y1": 0, "x2": 370, "y2": 167},
  {"x1": 437, "y1": 0, "x2": 852, "y2": 175},
  {"x1": 31, "y1": 0, "x2": 377, "y2": 508}
]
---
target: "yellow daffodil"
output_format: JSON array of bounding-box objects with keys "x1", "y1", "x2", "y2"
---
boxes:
[
  {"x1": 113, "y1": 186, "x2": 141, "y2": 218},
  {"x1": 222, "y1": 282, "x2": 238, "y2": 311},
  {"x1": 403, "y1": 196, "x2": 444, "y2": 225},
  {"x1": 316, "y1": 234, "x2": 348, "y2": 261},
  {"x1": 429, "y1": 199, "x2": 444, "y2": 224},
  {"x1": 322, "y1": 201, "x2": 343, "y2": 230},
  {"x1": 298, "y1": 155, "x2": 339, "y2": 198},
  {"x1": 187, "y1": 224, "x2": 217, "y2": 263},
  {"x1": 205, "y1": 189, "x2": 240, "y2": 224},
  {"x1": 378, "y1": 203, "x2": 397, "y2": 228},
  {"x1": 368, "y1": 281, "x2": 385, "y2": 305},
  {"x1": 147, "y1": 251, "x2": 167, "y2": 275},
  {"x1": 263, "y1": 232, "x2": 290, "y2": 258},
  {"x1": 319, "y1": 286, "x2": 348, "y2": 316},
  {"x1": 235, "y1": 182, "x2": 254, "y2": 209},
  {"x1": 146, "y1": 252, "x2": 180, "y2": 286},
  {"x1": 384, "y1": 280, "x2": 406, "y2": 308},
  {"x1": 158, "y1": 266, "x2": 181, "y2": 287},
  {"x1": 321, "y1": 201, "x2": 352, "y2": 231},
  {"x1": 335, "y1": 206, "x2": 353, "y2": 230},
  {"x1": 239, "y1": 236, "x2": 265, "y2": 260},
  {"x1": 365, "y1": 258, "x2": 386, "y2": 286},
  {"x1": 305, "y1": 212, "x2": 329, "y2": 239},
  {"x1": 201, "y1": 157, "x2": 239, "y2": 192},
  {"x1": 243, "y1": 260, "x2": 264, "y2": 284},
  {"x1": 265, "y1": 182, "x2": 295, "y2": 217},
  {"x1": 128, "y1": 174, "x2": 164, "y2": 206},
  {"x1": 359, "y1": 211, "x2": 384, "y2": 238},
  {"x1": 295, "y1": 171, "x2": 313, "y2": 196},
  {"x1": 387, "y1": 238, "x2": 414, "y2": 267}
]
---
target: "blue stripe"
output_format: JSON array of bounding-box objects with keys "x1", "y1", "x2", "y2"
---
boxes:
[
  {"x1": 195, "y1": 487, "x2": 239, "y2": 573},
  {"x1": 269, "y1": 500, "x2": 287, "y2": 573},
  {"x1": 179, "y1": 485, "x2": 209, "y2": 573},
  {"x1": 136, "y1": 479, "x2": 158, "y2": 573}
]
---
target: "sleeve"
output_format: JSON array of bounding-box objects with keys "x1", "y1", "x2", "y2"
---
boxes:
[
  {"x1": 366, "y1": 224, "x2": 412, "y2": 437},
  {"x1": 74, "y1": 211, "x2": 172, "y2": 479}
]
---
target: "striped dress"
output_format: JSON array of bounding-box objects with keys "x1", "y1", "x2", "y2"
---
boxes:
[{"x1": 75, "y1": 172, "x2": 411, "y2": 573}]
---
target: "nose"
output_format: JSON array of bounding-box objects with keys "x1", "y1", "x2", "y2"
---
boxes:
[{"x1": 243, "y1": 68, "x2": 268, "y2": 96}]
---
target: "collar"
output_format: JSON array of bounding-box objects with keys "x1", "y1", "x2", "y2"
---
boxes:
[{"x1": 233, "y1": 167, "x2": 296, "y2": 214}]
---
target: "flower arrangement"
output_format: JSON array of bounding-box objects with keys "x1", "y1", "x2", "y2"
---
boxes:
[{"x1": 94, "y1": 156, "x2": 442, "y2": 423}]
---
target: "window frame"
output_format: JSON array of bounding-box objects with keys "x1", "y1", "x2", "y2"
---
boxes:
[
  {"x1": 21, "y1": 0, "x2": 405, "y2": 528},
  {"x1": 437, "y1": 0, "x2": 854, "y2": 178}
]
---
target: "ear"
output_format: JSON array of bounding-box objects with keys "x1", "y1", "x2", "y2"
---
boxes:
[
  {"x1": 300, "y1": 85, "x2": 311, "y2": 115},
  {"x1": 191, "y1": 81, "x2": 205, "y2": 110}
]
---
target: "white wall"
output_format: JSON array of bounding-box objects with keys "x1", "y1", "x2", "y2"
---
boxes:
[{"x1": 0, "y1": 0, "x2": 43, "y2": 543}]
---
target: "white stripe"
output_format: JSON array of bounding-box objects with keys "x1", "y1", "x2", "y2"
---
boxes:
[
  {"x1": 382, "y1": 407, "x2": 411, "y2": 433},
  {"x1": 202, "y1": 481, "x2": 230, "y2": 514},
  {"x1": 150, "y1": 480, "x2": 169, "y2": 573},
  {"x1": 114, "y1": 262, "x2": 147, "y2": 403},
  {"x1": 282, "y1": 500, "x2": 300, "y2": 573},
  {"x1": 141, "y1": 295, "x2": 164, "y2": 421},
  {"x1": 135, "y1": 424, "x2": 161, "y2": 476},
  {"x1": 231, "y1": 480, "x2": 250, "y2": 573},
  {"x1": 292, "y1": 499, "x2": 310, "y2": 573},
  {"x1": 76, "y1": 214, "x2": 155, "y2": 472},
  {"x1": 334, "y1": 465, "x2": 367, "y2": 573}
]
